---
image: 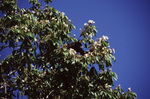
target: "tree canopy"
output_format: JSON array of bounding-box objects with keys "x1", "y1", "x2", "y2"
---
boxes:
[{"x1": 0, "y1": 0, "x2": 137, "y2": 98}]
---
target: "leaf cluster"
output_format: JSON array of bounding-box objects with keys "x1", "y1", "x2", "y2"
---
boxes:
[{"x1": 0, "y1": 0, "x2": 137, "y2": 99}]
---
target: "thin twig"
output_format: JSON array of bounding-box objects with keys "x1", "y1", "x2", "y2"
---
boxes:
[
  {"x1": 46, "y1": 90, "x2": 54, "y2": 99},
  {"x1": 2, "y1": 77, "x2": 7, "y2": 99},
  {"x1": 0, "y1": 45, "x2": 9, "y2": 51},
  {"x1": 7, "y1": 65, "x2": 21, "y2": 77}
]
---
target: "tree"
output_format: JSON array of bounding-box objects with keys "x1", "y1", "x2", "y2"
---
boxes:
[{"x1": 0, "y1": 0, "x2": 137, "y2": 98}]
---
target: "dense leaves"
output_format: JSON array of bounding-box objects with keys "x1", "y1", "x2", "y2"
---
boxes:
[{"x1": 0, "y1": 0, "x2": 137, "y2": 98}]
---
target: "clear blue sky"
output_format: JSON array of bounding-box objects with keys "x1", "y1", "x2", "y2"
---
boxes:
[{"x1": 1, "y1": 0, "x2": 150, "y2": 98}]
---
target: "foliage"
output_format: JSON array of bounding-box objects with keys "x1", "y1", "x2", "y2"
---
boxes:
[{"x1": 0, "y1": 0, "x2": 137, "y2": 98}]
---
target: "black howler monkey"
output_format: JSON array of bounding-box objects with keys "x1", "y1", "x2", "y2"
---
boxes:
[{"x1": 67, "y1": 41, "x2": 87, "y2": 55}]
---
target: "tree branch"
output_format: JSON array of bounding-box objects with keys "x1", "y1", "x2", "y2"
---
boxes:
[
  {"x1": 2, "y1": 77, "x2": 7, "y2": 99},
  {"x1": 0, "y1": 45, "x2": 9, "y2": 51},
  {"x1": 7, "y1": 65, "x2": 21, "y2": 77},
  {"x1": 46, "y1": 90, "x2": 54, "y2": 99}
]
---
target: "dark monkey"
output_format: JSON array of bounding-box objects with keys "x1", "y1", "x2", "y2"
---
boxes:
[{"x1": 67, "y1": 41, "x2": 87, "y2": 55}]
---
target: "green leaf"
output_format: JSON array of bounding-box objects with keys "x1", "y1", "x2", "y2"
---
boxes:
[
  {"x1": 64, "y1": 67, "x2": 69, "y2": 71},
  {"x1": 108, "y1": 94, "x2": 112, "y2": 98},
  {"x1": 130, "y1": 92, "x2": 137, "y2": 97},
  {"x1": 8, "y1": 15, "x2": 12, "y2": 20},
  {"x1": 27, "y1": 33, "x2": 34, "y2": 38},
  {"x1": 15, "y1": 29, "x2": 22, "y2": 34},
  {"x1": 89, "y1": 83, "x2": 93, "y2": 87},
  {"x1": 96, "y1": 56, "x2": 99, "y2": 62},
  {"x1": 63, "y1": 52, "x2": 68, "y2": 56},
  {"x1": 102, "y1": 41, "x2": 109, "y2": 47},
  {"x1": 66, "y1": 60, "x2": 70, "y2": 64},
  {"x1": 110, "y1": 54, "x2": 116, "y2": 62},
  {"x1": 111, "y1": 72, "x2": 118, "y2": 81}
]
